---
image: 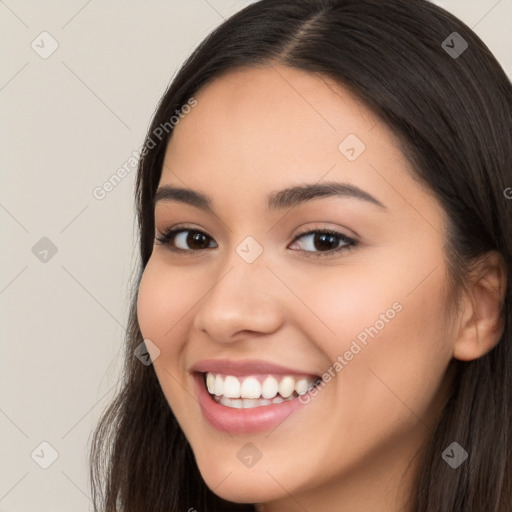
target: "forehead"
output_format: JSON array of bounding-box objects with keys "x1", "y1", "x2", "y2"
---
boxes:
[
  {"x1": 168, "y1": 64, "x2": 381, "y2": 156},
  {"x1": 159, "y1": 64, "x2": 443, "y2": 229}
]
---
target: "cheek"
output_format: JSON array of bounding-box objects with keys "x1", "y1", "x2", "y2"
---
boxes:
[
  {"x1": 287, "y1": 255, "x2": 452, "y2": 435},
  {"x1": 277, "y1": 260, "x2": 405, "y2": 358},
  {"x1": 353, "y1": 286, "x2": 450, "y2": 438},
  {"x1": 136, "y1": 259, "x2": 197, "y2": 419},
  {"x1": 136, "y1": 258, "x2": 196, "y2": 354}
]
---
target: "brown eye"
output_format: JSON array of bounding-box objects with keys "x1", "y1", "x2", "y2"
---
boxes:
[
  {"x1": 155, "y1": 228, "x2": 216, "y2": 252},
  {"x1": 289, "y1": 229, "x2": 357, "y2": 257}
]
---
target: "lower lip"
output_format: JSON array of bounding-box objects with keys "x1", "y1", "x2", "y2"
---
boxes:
[{"x1": 193, "y1": 372, "x2": 306, "y2": 434}]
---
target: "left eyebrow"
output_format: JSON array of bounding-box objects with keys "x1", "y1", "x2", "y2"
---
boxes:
[
  {"x1": 154, "y1": 181, "x2": 387, "y2": 212},
  {"x1": 267, "y1": 181, "x2": 387, "y2": 210}
]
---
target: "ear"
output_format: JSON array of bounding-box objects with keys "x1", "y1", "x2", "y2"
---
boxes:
[{"x1": 453, "y1": 251, "x2": 508, "y2": 361}]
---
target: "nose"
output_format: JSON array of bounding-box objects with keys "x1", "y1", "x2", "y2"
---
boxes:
[{"x1": 192, "y1": 251, "x2": 284, "y2": 344}]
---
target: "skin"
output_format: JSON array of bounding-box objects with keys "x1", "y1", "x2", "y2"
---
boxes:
[{"x1": 136, "y1": 63, "x2": 506, "y2": 511}]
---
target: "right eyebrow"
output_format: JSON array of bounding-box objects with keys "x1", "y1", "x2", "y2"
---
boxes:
[{"x1": 154, "y1": 181, "x2": 387, "y2": 212}]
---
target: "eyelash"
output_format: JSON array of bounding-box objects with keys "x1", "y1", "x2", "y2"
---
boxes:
[{"x1": 154, "y1": 225, "x2": 358, "y2": 258}]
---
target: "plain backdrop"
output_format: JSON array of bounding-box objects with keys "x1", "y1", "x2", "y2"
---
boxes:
[{"x1": 0, "y1": 1, "x2": 510, "y2": 511}]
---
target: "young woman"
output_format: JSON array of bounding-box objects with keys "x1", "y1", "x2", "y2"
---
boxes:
[{"x1": 89, "y1": 0, "x2": 512, "y2": 510}]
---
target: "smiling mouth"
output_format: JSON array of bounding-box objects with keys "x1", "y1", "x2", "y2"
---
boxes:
[{"x1": 201, "y1": 371, "x2": 320, "y2": 409}]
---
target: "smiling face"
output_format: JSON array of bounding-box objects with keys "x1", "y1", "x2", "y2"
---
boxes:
[{"x1": 136, "y1": 64, "x2": 459, "y2": 510}]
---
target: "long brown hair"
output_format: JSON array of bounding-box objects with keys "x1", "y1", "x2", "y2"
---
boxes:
[{"x1": 89, "y1": 0, "x2": 512, "y2": 510}]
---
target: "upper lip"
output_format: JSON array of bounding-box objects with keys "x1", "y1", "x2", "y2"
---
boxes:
[{"x1": 190, "y1": 358, "x2": 319, "y2": 378}]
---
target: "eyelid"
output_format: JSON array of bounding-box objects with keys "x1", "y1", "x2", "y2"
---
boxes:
[
  {"x1": 155, "y1": 222, "x2": 358, "y2": 258},
  {"x1": 292, "y1": 223, "x2": 354, "y2": 240},
  {"x1": 154, "y1": 224, "x2": 214, "y2": 250},
  {"x1": 290, "y1": 227, "x2": 357, "y2": 257}
]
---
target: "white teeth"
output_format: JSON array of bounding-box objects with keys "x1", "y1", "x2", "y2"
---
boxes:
[
  {"x1": 278, "y1": 376, "x2": 295, "y2": 398},
  {"x1": 223, "y1": 375, "x2": 241, "y2": 398},
  {"x1": 214, "y1": 395, "x2": 294, "y2": 409},
  {"x1": 261, "y1": 376, "x2": 279, "y2": 399},
  {"x1": 204, "y1": 372, "x2": 317, "y2": 402},
  {"x1": 295, "y1": 378, "x2": 309, "y2": 395},
  {"x1": 206, "y1": 373, "x2": 215, "y2": 394},
  {"x1": 240, "y1": 377, "x2": 262, "y2": 399},
  {"x1": 214, "y1": 374, "x2": 223, "y2": 396},
  {"x1": 242, "y1": 398, "x2": 260, "y2": 408},
  {"x1": 219, "y1": 396, "x2": 243, "y2": 408}
]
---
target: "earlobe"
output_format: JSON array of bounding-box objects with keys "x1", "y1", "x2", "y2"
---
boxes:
[{"x1": 453, "y1": 251, "x2": 507, "y2": 362}]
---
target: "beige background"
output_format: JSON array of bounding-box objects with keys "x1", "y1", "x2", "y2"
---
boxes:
[{"x1": 0, "y1": 1, "x2": 510, "y2": 511}]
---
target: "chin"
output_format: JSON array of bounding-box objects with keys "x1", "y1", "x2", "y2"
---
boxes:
[{"x1": 198, "y1": 465, "x2": 285, "y2": 504}]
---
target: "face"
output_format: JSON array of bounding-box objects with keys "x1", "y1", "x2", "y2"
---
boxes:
[{"x1": 136, "y1": 64, "x2": 458, "y2": 510}]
